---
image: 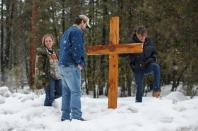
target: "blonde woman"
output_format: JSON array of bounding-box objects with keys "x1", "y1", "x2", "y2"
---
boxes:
[{"x1": 35, "y1": 34, "x2": 62, "y2": 106}]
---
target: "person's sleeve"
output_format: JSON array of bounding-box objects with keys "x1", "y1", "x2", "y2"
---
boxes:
[
  {"x1": 34, "y1": 54, "x2": 47, "y2": 89},
  {"x1": 70, "y1": 31, "x2": 84, "y2": 66},
  {"x1": 35, "y1": 49, "x2": 46, "y2": 76},
  {"x1": 144, "y1": 46, "x2": 157, "y2": 66}
]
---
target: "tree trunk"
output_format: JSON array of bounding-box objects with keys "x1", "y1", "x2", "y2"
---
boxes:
[
  {"x1": 49, "y1": 3, "x2": 59, "y2": 46},
  {"x1": 98, "y1": 0, "x2": 108, "y2": 95},
  {"x1": 61, "y1": 0, "x2": 65, "y2": 33},
  {"x1": 29, "y1": 0, "x2": 38, "y2": 88},
  {"x1": 1, "y1": 0, "x2": 5, "y2": 84},
  {"x1": 6, "y1": 0, "x2": 15, "y2": 69}
]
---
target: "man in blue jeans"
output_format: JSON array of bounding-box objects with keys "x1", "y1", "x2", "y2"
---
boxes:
[
  {"x1": 59, "y1": 15, "x2": 90, "y2": 121},
  {"x1": 121, "y1": 26, "x2": 161, "y2": 102}
]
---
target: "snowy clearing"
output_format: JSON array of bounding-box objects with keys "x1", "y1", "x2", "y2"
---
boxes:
[{"x1": 0, "y1": 86, "x2": 198, "y2": 131}]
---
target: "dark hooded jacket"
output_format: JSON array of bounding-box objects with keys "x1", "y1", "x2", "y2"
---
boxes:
[{"x1": 128, "y1": 35, "x2": 157, "y2": 71}]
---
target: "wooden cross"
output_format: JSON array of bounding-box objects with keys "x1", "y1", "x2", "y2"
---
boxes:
[{"x1": 86, "y1": 16, "x2": 143, "y2": 109}]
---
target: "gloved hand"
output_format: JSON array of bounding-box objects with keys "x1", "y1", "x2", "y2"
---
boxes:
[
  {"x1": 141, "y1": 57, "x2": 156, "y2": 69},
  {"x1": 145, "y1": 57, "x2": 156, "y2": 64},
  {"x1": 140, "y1": 62, "x2": 146, "y2": 70}
]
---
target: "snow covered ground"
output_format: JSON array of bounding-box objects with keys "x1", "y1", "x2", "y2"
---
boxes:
[{"x1": 0, "y1": 85, "x2": 198, "y2": 131}]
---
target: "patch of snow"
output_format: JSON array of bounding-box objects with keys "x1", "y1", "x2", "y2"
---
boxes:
[
  {"x1": 0, "y1": 85, "x2": 198, "y2": 131},
  {"x1": 0, "y1": 86, "x2": 11, "y2": 97}
]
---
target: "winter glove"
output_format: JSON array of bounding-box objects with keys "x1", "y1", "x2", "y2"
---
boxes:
[
  {"x1": 140, "y1": 62, "x2": 146, "y2": 70},
  {"x1": 144, "y1": 58, "x2": 153, "y2": 66}
]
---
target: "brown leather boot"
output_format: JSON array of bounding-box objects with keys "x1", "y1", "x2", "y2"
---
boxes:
[{"x1": 152, "y1": 91, "x2": 160, "y2": 98}]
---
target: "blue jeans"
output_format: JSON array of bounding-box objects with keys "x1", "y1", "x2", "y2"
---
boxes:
[
  {"x1": 60, "y1": 65, "x2": 82, "y2": 120},
  {"x1": 134, "y1": 63, "x2": 160, "y2": 102},
  {"x1": 44, "y1": 78, "x2": 62, "y2": 106}
]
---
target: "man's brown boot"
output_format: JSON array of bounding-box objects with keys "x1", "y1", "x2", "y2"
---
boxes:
[{"x1": 152, "y1": 91, "x2": 160, "y2": 98}]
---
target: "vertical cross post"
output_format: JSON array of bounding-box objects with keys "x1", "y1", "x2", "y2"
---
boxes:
[{"x1": 108, "y1": 17, "x2": 119, "y2": 108}]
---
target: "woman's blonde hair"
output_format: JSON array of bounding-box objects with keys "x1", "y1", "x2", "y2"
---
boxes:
[{"x1": 41, "y1": 34, "x2": 55, "y2": 45}]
